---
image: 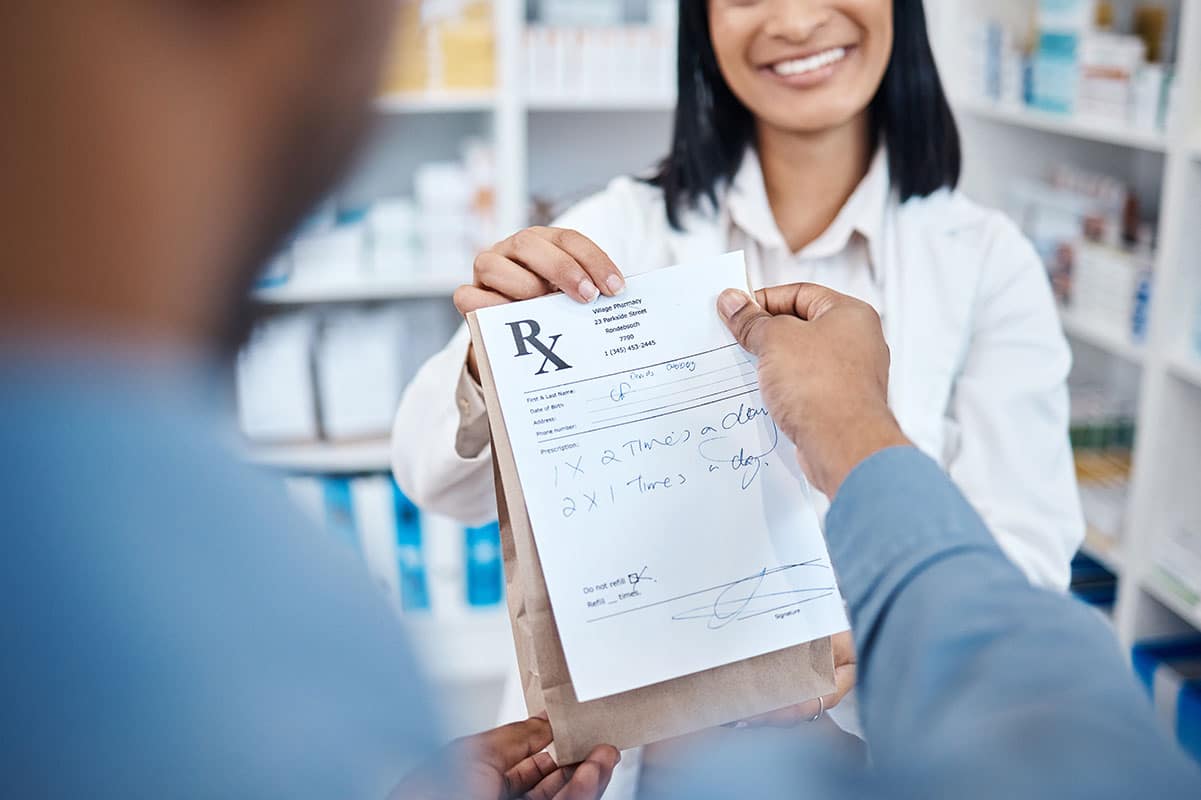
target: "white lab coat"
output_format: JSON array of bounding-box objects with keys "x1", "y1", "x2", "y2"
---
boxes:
[{"x1": 392, "y1": 152, "x2": 1085, "y2": 796}]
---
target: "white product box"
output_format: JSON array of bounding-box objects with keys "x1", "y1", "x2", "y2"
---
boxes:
[
  {"x1": 415, "y1": 161, "x2": 473, "y2": 213},
  {"x1": 422, "y1": 512, "x2": 468, "y2": 617},
  {"x1": 368, "y1": 198, "x2": 419, "y2": 277},
  {"x1": 1071, "y1": 241, "x2": 1141, "y2": 325},
  {"x1": 237, "y1": 314, "x2": 321, "y2": 442},
  {"x1": 1132, "y1": 65, "x2": 1166, "y2": 131},
  {"x1": 290, "y1": 223, "x2": 368, "y2": 285},
  {"x1": 540, "y1": 0, "x2": 624, "y2": 27},
  {"x1": 1038, "y1": 0, "x2": 1097, "y2": 34},
  {"x1": 315, "y1": 309, "x2": 409, "y2": 441},
  {"x1": 351, "y1": 475, "x2": 405, "y2": 612}
]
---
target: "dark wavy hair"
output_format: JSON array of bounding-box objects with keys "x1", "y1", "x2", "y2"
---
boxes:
[{"x1": 649, "y1": 0, "x2": 961, "y2": 230}]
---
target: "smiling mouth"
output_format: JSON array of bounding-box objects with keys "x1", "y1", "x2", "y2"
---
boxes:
[{"x1": 767, "y1": 46, "x2": 851, "y2": 78}]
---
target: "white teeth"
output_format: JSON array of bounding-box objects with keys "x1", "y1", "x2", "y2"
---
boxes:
[{"x1": 771, "y1": 47, "x2": 847, "y2": 77}]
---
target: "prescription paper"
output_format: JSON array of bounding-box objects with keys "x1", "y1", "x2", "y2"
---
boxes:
[{"x1": 473, "y1": 252, "x2": 848, "y2": 702}]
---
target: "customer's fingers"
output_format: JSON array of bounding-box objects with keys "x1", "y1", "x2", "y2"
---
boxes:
[
  {"x1": 502, "y1": 750, "x2": 559, "y2": 797},
  {"x1": 471, "y1": 717, "x2": 554, "y2": 773},
  {"x1": 549, "y1": 746, "x2": 621, "y2": 800},
  {"x1": 754, "y1": 283, "x2": 847, "y2": 321},
  {"x1": 527, "y1": 227, "x2": 626, "y2": 297},
  {"x1": 717, "y1": 290, "x2": 775, "y2": 355}
]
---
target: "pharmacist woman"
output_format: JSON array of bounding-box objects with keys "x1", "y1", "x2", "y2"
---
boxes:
[{"x1": 393, "y1": 0, "x2": 1085, "y2": 793}]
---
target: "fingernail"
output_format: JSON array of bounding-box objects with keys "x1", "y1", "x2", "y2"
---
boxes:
[
  {"x1": 534, "y1": 710, "x2": 549, "y2": 721},
  {"x1": 606, "y1": 275, "x2": 626, "y2": 296},
  {"x1": 717, "y1": 289, "x2": 750, "y2": 319},
  {"x1": 579, "y1": 279, "x2": 600, "y2": 303}
]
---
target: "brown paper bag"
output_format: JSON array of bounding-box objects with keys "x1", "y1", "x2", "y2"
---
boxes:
[{"x1": 467, "y1": 313, "x2": 835, "y2": 764}]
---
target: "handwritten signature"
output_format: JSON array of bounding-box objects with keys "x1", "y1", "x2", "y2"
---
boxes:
[{"x1": 585, "y1": 561, "x2": 835, "y2": 629}]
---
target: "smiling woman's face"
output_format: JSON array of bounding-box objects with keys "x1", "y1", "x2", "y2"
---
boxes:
[{"x1": 709, "y1": 0, "x2": 894, "y2": 135}]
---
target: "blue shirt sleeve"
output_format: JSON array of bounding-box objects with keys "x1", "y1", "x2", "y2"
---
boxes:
[{"x1": 827, "y1": 447, "x2": 1201, "y2": 796}]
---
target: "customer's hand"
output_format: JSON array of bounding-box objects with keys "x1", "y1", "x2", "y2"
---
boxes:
[
  {"x1": 455, "y1": 228, "x2": 626, "y2": 380},
  {"x1": 716, "y1": 283, "x2": 911, "y2": 497},
  {"x1": 391, "y1": 715, "x2": 620, "y2": 800},
  {"x1": 729, "y1": 631, "x2": 857, "y2": 728}
]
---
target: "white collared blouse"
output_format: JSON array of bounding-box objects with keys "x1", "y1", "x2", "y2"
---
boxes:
[{"x1": 392, "y1": 148, "x2": 1085, "y2": 590}]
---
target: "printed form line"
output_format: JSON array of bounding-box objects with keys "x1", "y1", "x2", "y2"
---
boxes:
[
  {"x1": 590, "y1": 382, "x2": 761, "y2": 425},
  {"x1": 588, "y1": 374, "x2": 758, "y2": 417},
  {"x1": 538, "y1": 388, "x2": 761, "y2": 445},
  {"x1": 524, "y1": 343, "x2": 742, "y2": 395},
  {"x1": 585, "y1": 360, "x2": 755, "y2": 403}
]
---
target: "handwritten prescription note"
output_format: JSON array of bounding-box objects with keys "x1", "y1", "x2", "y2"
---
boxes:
[{"x1": 474, "y1": 252, "x2": 848, "y2": 702}]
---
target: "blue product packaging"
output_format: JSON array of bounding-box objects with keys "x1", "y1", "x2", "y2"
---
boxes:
[
  {"x1": 1132, "y1": 270, "x2": 1153, "y2": 343},
  {"x1": 466, "y1": 522, "x2": 504, "y2": 608},
  {"x1": 1132, "y1": 636, "x2": 1201, "y2": 766},
  {"x1": 323, "y1": 476, "x2": 360, "y2": 551},
  {"x1": 1032, "y1": 32, "x2": 1079, "y2": 113},
  {"x1": 393, "y1": 483, "x2": 430, "y2": 612}
]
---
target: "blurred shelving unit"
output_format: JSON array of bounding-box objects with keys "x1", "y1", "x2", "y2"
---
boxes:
[
  {"x1": 929, "y1": 0, "x2": 1201, "y2": 653},
  {"x1": 375, "y1": 90, "x2": 496, "y2": 114},
  {"x1": 245, "y1": 440, "x2": 393, "y2": 474},
  {"x1": 1169, "y1": 352, "x2": 1201, "y2": 389},
  {"x1": 253, "y1": 275, "x2": 461, "y2": 305},
  {"x1": 1143, "y1": 572, "x2": 1201, "y2": 632},
  {"x1": 954, "y1": 94, "x2": 1170, "y2": 152},
  {"x1": 525, "y1": 94, "x2": 676, "y2": 112},
  {"x1": 1058, "y1": 305, "x2": 1147, "y2": 365}
]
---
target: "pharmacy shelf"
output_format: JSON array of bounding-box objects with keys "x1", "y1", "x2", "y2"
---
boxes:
[
  {"x1": 1142, "y1": 571, "x2": 1201, "y2": 633},
  {"x1": 253, "y1": 275, "x2": 463, "y2": 305},
  {"x1": 1168, "y1": 351, "x2": 1201, "y2": 390},
  {"x1": 525, "y1": 94, "x2": 676, "y2": 112},
  {"x1": 402, "y1": 611, "x2": 514, "y2": 685},
  {"x1": 954, "y1": 96, "x2": 1169, "y2": 154},
  {"x1": 1081, "y1": 529, "x2": 1125, "y2": 576},
  {"x1": 375, "y1": 91, "x2": 495, "y2": 114},
  {"x1": 246, "y1": 440, "x2": 393, "y2": 474},
  {"x1": 1058, "y1": 306, "x2": 1146, "y2": 364}
]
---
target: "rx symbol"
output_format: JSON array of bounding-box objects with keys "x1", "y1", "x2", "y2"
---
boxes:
[{"x1": 507, "y1": 319, "x2": 572, "y2": 375}]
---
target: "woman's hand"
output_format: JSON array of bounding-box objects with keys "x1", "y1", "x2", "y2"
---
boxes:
[
  {"x1": 455, "y1": 227, "x2": 625, "y2": 379},
  {"x1": 728, "y1": 631, "x2": 858, "y2": 728},
  {"x1": 455, "y1": 227, "x2": 625, "y2": 314}
]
